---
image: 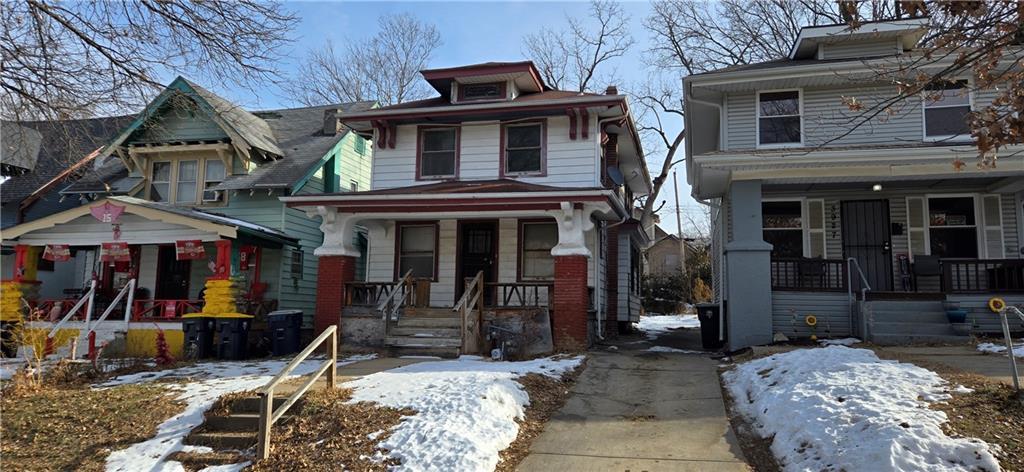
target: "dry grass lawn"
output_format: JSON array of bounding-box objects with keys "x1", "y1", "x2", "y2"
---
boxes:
[{"x1": 0, "y1": 383, "x2": 184, "y2": 472}]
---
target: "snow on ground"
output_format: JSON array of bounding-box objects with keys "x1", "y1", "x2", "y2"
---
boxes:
[
  {"x1": 723, "y1": 346, "x2": 998, "y2": 472},
  {"x1": 633, "y1": 314, "x2": 700, "y2": 340},
  {"x1": 818, "y1": 337, "x2": 862, "y2": 347},
  {"x1": 346, "y1": 355, "x2": 583, "y2": 472},
  {"x1": 977, "y1": 340, "x2": 1024, "y2": 358},
  {"x1": 645, "y1": 346, "x2": 704, "y2": 354},
  {"x1": 100, "y1": 354, "x2": 376, "y2": 472}
]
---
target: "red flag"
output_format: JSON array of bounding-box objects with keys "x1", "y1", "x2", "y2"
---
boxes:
[
  {"x1": 174, "y1": 240, "x2": 206, "y2": 260},
  {"x1": 100, "y1": 242, "x2": 130, "y2": 262},
  {"x1": 90, "y1": 202, "x2": 125, "y2": 223},
  {"x1": 43, "y1": 244, "x2": 71, "y2": 262}
]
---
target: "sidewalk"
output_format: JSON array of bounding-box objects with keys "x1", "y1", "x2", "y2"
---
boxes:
[
  {"x1": 879, "y1": 344, "x2": 1018, "y2": 386},
  {"x1": 517, "y1": 330, "x2": 748, "y2": 471}
]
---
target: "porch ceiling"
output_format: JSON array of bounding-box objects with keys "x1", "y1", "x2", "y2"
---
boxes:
[{"x1": 762, "y1": 174, "x2": 1021, "y2": 193}]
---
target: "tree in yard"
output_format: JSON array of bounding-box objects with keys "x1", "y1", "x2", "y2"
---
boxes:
[
  {"x1": 287, "y1": 13, "x2": 442, "y2": 107},
  {"x1": 1, "y1": 0, "x2": 297, "y2": 121},
  {"x1": 522, "y1": 0, "x2": 634, "y2": 93}
]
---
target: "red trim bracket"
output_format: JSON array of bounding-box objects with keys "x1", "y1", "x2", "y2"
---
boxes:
[
  {"x1": 580, "y1": 108, "x2": 589, "y2": 139},
  {"x1": 387, "y1": 122, "x2": 397, "y2": 149},
  {"x1": 566, "y1": 108, "x2": 578, "y2": 141},
  {"x1": 373, "y1": 121, "x2": 388, "y2": 150}
]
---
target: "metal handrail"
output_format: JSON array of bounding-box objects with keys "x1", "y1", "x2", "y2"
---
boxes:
[
  {"x1": 83, "y1": 279, "x2": 136, "y2": 359},
  {"x1": 998, "y1": 306, "x2": 1023, "y2": 395},
  {"x1": 378, "y1": 269, "x2": 414, "y2": 318},
  {"x1": 256, "y1": 325, "x2": 337, "y2": 460},
  {"x1": 846, "y1": 257, "x2": 871, "y2": 301}
]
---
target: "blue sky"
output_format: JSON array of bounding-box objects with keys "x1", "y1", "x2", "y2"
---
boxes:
[{"x1": 205, "y1": 1, "x2": 699, "y2": 234}]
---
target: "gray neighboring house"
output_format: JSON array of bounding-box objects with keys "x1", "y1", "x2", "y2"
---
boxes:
[{"x1": 685, "y1": 18, "x2": 1024, "y2": 349}]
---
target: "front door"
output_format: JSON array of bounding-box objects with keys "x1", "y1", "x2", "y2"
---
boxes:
[
  {"x1": 156, "y1": 245, "x2": 191, "y2": 299},
  {"x1": 841, "y1": 200, "x2": 894, "y2": 292},
  {"x1": 457, "y1": 221, "x2": 498, "y2": 304}
]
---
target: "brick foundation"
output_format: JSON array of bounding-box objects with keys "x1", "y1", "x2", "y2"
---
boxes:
[
  {"x1": 552, "y1": 255, "x2": 589, "y2": 350},
  {"x1": 314, "y1": 255, "x2": 356, "y2": 336}
]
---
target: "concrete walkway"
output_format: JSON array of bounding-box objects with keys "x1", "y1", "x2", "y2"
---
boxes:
[
  {"x1": 517, "y1": 329, "x2": 748, "y2": 471},
  {"x1": 879, "y1": 344, "x2": 1019, "y2": 386}
]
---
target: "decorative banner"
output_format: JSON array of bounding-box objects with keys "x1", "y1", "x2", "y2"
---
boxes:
[
  {"x1": 175, "y1": 240, "x2": 206, "y2": 260},
  {"x1": 100, "y1": 242, "x2": 130, "y2": 262},
  {"x1": 90, "y1": 202, "x2": 125, "y2": 223},
  {"x1": 43, "y1": 244, "x2": 71, "y2": 262},
  {"x1": 239, "y1": 245, "x2": 258, "y2": 270}
]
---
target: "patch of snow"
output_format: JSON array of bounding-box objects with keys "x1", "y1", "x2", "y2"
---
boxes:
[
  {"x1": 633, "y1": 314, "x2": 700, "y2": 339},
  {"x1": 399, "y1": 355, "x2": 442, "y2": 360},
  {"x1": 346, "y1": 355, "x2": 583, "y2": 471},
  {"x1": 197, "y1": 463, "x2": 250, "y2": 472},
  {"x1": 818, "y1": 337, "x2": 861, "y2": 347},
  {"x1": 723, "y1": 346, "x2": 999, "y2": 472},
  {"x1": 977, "y1": 340, "x2": 1024, "y2": 358},
  {"x1": 951, "y1": 385, "x2": 974, "y2": 394},
  {"x1": 645, "y1": 346, "x2": 703, "y2": 354},
  {"x1": 102, "y1": 354, "x2": 376, "y2": 471}
]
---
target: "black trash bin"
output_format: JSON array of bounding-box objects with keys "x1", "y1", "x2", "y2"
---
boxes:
[
  {"x1": 696, "y1": 303, "x2": 725, "y2": 350},
  {"x1": 214, "y1": 315, "x2": 253, "y2": 360},
  {"x1": 0, "y1": 321, "x2": 19, "y2": 358},
  {"x1": 181, "y1": 315, "x2": 216, "y2": 359},
  {"x1": 267, "y1": 309, "x2": 303, "y2": 356}
]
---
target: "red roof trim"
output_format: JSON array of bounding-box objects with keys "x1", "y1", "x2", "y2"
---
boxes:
[
  {"x1": 339, "y1": 98, "x2": 625, "y2": 123},
  {"x1": 421, "y1": 62, "x2": 544, "y2": 91}
]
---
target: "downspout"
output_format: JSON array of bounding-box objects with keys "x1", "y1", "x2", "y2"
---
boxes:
[{"x1": 595, "y1": 111, "x2": 630, "y2": 341}]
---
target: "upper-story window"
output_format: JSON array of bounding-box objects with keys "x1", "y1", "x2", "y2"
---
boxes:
[
  {"x1": 458, "y1": 82, "x2": 505, "y2": 101},
  {"x1": 151, "y1": 161, "x2": 171, "y2": 202},
  {"x1": 924, "y1": 80, "x2": 971, "y2": 140},
  {"x1": 417, "y1": 127, "x2": 458, "y2": 180},
  {"x1": 503, "y1": 122, "x2": 545, "y2": 176},
  {"x1": 203, "y1": 160, "x2": 226, "y2": 203},
  {"x1": 757, "y1": 90, "x2": 802, "y2": 147},
  {"x1": 175, "y1": 161, "x2": 198, "y2": 203}
]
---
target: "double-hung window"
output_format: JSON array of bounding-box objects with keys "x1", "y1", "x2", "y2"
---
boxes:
[
  {"x1": 923, "y1": 80, "x2": 971, "y2": 140},
  {"x1": 397, "y1": 223, "x2": 438, "y2": 279},
  {"x1": 520, "y1": 221, "x2": 557, "y2": 280},
  {"x1": 503, "y1": 122, "x2": 544, "y2": 175},
  {"x1": 757, "y1": 90, "x2": 802, "y2": 146},
  {"x1": 175, "y1": 160, "x2": 198, "y2": 204},
  {"x1": 762, "y1": 199, "x2": 825, "y2": 258},
  {"x1": 926, "y1": 196, "x2": 978, "y2": 258},
  {"x1": 203, "y1": 160, "x2": 225, "y2": 203},
  {"x1": 150, "y1": 161, "x2": 171, "y2": 202},
  {"x1": 418, "y1": 127, "x2": 458, "y2": 179}
]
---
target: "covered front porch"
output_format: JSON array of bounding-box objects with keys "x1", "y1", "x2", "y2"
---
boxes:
[{"x1": 283, "y1": 182, "x2": 644, "y2": 354}]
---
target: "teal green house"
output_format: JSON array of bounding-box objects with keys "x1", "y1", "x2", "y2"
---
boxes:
[{"x1": 1, "y1": 77, "x2": 374, "y2": 328}]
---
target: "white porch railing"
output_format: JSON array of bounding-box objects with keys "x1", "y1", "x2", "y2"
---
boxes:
[
  {"x1": 83, "y1": 278, "x2": 136, "y2": 358},
  {"x1": 46, "y1": 280, "x2": 96, "y2": 359}
]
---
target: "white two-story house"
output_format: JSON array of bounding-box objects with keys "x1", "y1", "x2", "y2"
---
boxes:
[
  {"x1": 283, "y1": 61, "x2": 651, "y2": 355},
  {"x1": 685, "y1": 18, "x2": 1024, "y2": 349}
]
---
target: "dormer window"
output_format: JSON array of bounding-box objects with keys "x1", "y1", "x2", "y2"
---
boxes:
[
  {"x1": 924, "y1": 80, "x2": 971, "y2": 141},
  {"x1": 458, "y1": 82, "x2": 506, "y2": 102},
  {"x1": 502, "y1": 121, "x2": 545, "y2": 176},
  {"x1": 417, "y1": 127, "x2": 459, "y2": 180},
  {"x1": 757, "y1": 90, "x2": 802, "y2": 147}
]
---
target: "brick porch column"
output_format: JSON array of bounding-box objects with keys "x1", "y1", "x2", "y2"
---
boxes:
[
  {"x1": 553, "y1": 255, "x2": 589, "y2": 350},
  {"x1": 314, "y1": 255, "x2": 355, "y2": 336}
]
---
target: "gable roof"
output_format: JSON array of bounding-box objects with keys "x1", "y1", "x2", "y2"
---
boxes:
[{"x1": 1, "y1": 115, "x2": 132, "y2": 206}]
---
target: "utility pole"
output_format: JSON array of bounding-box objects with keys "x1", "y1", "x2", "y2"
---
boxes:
[{"x1": 672, "y1": 170, "x2": 686, "y2": 274}]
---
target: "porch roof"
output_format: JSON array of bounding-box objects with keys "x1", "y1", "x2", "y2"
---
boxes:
[{"x1": 1, "y1": 196, "x2": 297, "y2": 247}]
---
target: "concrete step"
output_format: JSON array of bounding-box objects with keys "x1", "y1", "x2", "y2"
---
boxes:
[
  {"x1": 402, "y1": 307, "x2": 458, "y2": 318},
  {"x1": 396, "y1": 317, "x2": 461, "y2": 329},
  {"x1": 389, "y1": 326, "x2": 460, "y2": 338},
  {"x1": 385, "y1": 336, "x2": 462, "y2": 348},
  {"x1": 386, "y1": 345, "x2": 461, "y2": 359},
  {"x1": 871, "y1": 321, "x2": 957, "y2": 336},
  {"x1": 187, "y1": 431, "x2": 256, "y2": 450},
  {"x1": 868, "y1": 310, "x2": 950, "y2": 323},
  {"x1": 204, "y1": 413, "x2": 262, "y2": 431},
  {"x1": 870, "y1": 333, "x2": 971, "y2": 346},
  {"x1": 866, "y1": 301, "x2": 945, "y2": 311},
  {"x1": 232, "y1": 396, "x2": 289, "y2": 414}
]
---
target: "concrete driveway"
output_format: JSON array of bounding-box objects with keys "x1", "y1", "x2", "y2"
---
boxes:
[{"x1": 517, "y1": 327, "x2": 749, "y2": 471}]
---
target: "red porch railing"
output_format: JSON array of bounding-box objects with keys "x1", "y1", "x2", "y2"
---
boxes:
[
  {"x1": 29, "y1": 298, "x2": 87, "y2": 321},
  {"x1": 770, "y1": 258, "x2": 848, "y2": 292},
  {"x1": 942, "y1": 258, "x2": 1024, "y2": 293},
  {"x1": 131, "y1": 299, "x2": 204, "y2": 320}
]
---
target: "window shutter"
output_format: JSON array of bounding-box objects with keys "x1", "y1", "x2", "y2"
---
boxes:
[
  {"x1": 982, "y1": 194, "x2": 1004, "y2": 258},
  {"x1": 806, "y1": 199, "x2": 826, "y2": 258},
  {"x1": 906, "y1": 197, "x2": 927, "y2": 258}
]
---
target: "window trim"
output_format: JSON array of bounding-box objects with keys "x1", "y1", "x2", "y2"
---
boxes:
[
  {"x1": 415, "y1": 126, "x2": 460, "y2": 181},
  {"x1": 457, "y1": 81, "x2": 508, "y2": 102},
  {"x1": 147, "y1": 157, "x2": 228, "y2": 205},
  {"x1": 755, "y1": 88, "x2": 804, "y2": 149},
  {"x1": 500, "y1": 120, "x2": 547, "y2": 178},
  {"x1": 201, "y1": 159, "x2": 226, "y2": 203},
  {"x1": 906, "y1": 193, "x2": 986, "y2": 259},
  {"x1": 149, "y1": 160, "x2": 172, "y2": 202},
  {"x1": 921, "y1": 79, "x2": 974, "y2": 142},
  {"x1": 394, "y1": 221, "x2": 440, "y2": 281},
  {"x1": 517, "y1": 218, "x2": 558, "y2": 282},
  {"x1": 762, "y1": 197, "x2": 823, "y2": 258}
]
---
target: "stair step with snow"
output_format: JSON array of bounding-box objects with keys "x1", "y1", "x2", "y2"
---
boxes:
[{"x1": 389, "y1": 326, "x2": 461, "y2": 337}]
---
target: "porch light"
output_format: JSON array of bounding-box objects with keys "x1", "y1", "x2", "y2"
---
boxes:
[{"x1": 871, "y1": 184, "x2": 883, "y2": 192}]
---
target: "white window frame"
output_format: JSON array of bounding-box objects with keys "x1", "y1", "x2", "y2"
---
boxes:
[
  {"x1": 148, "y1": 157, "x2": 228, "y2": 205},
  {"x1": 519, "y1": 221, "x2": 558, "y2": 281},
  {"x1": 762, "y1": 197, "x2": 823, "y2": 258},
  {"x1": 906, "y1": 194, "x2": 987, "y2": 259},
  {"x1": 755, "y1": 89, "x2": 804, "y2": 149},
  {"x1": 201, "y1": 159, "x2": 226, "y2": 204},
  {"x1": 921, "y1": 79, "x2": 974, "y2": 142},
  {"x1": 149, "y1": 160, "x2": 172, "y2": 202}
]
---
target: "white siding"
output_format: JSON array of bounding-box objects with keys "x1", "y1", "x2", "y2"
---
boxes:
[
  {"x1": 370, "y1": 116, "x2": 599, "y2": 190},
  {"x1": 821, "y1": 39, "x2": 897, "y2": 60}
]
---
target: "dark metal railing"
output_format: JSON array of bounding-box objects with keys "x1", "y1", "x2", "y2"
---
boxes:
[
  {"x1": 345, "y1": 282, "x2": 395, "y2": 306},
  {"x1": 484, "y1": 282, "x2": 553, "y2": 308},
  {"x1": 770, "y1": 258, "x2": 848, "y2": 292},
  {"x1": 943, "y1": 258, "x2": 1024, "y2": 293}
]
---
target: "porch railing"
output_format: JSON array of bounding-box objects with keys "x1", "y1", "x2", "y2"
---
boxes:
[
  {"x1": 770, "y1": 258, "x2": 848, "y2": 292},
  {"x1": 345, "y1": 282, "x2": 395, "y2": 307},
  {"x1": 484, "y1": 282, "x2": 553, "y2": 308},
  {"x1": 379, "y1": 269, "x2": 414, "y2": 337},
  {"x1": 454, "y1": 271, "x2": 484, "y2": 354},
  {"x1": 943, "y1": 258, "x2": 1024, "y2": 293},
  {"x1": 131, "y1": 299, "x2": 203, "y2": 320}
]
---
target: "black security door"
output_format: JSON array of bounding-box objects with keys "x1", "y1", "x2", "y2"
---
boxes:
[{"x1": 841, "y1": 200, "x2": 894, "y2": 292}]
